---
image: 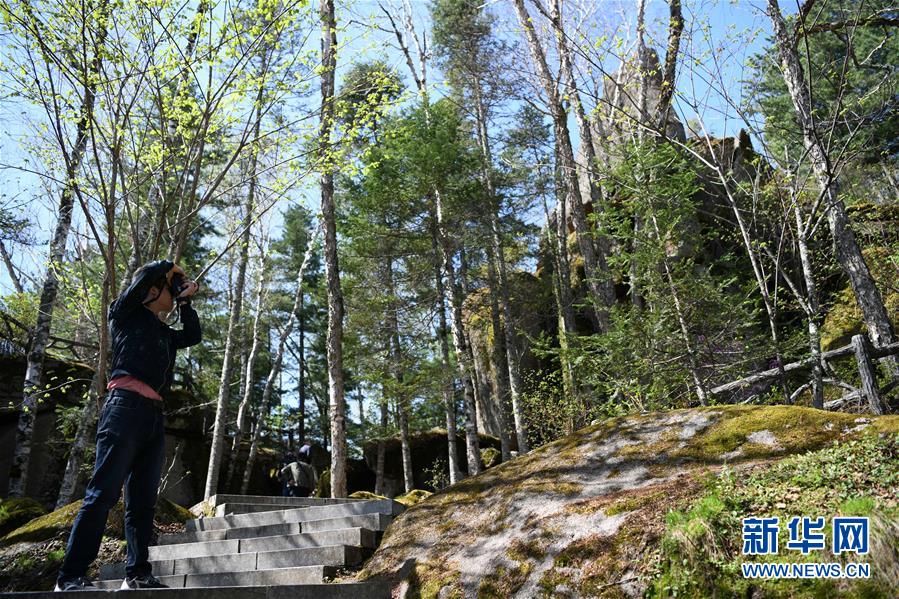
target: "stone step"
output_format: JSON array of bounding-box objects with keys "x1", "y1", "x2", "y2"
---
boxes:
[
  {"x1": 204, "y1": 494, "x2": 367, "y2": 508},
  {"x1": 101, "y1": 545, "x2": 365, "y2": 580},
  {"x1": 149, "y1": 528, "x2": 378, "y2": 560},
  {"x1": 186, "y1": 499, "x2": 402, "y2": 532},
  {"x1": 214, "y1": 503, "x2": 329, "y2": 516},
  {"x1": 192, "y1": 495, "x2": 366, "y2": 516},
  {"x1": 94, "y1": 565, "x2": 336, "y2": 589},
  {"x1": 0, "y1": 582, "x2": 391, "y2": 599},
  {"x1": 159, "y1": 513, "x2": 394, "y2": 545}
]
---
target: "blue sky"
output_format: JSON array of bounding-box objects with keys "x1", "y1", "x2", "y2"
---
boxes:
[{"x1": 0, "y1": 0, "x2": 776, "y2": 293}]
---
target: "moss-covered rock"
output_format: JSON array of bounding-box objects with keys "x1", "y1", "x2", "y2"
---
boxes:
[
  {"x1": 0, "y1": 499, "x2": 46, "y2": 539},
  {"x1": 821, "y1": 247, "x2": 898, "y2": 351},
  {"x1": 1, "y1": 497, "x2": 192, "y2": 546},
  {"x1": 395, "y1": 490, "x2": 432, "y2": 507},
  {"x1": 480, "y1": 447, "x2": 500, "y2": 469},
  {"x1": 356, "y1": 405, "x2": 899, "y2": 598},
  {"x1": 350, "y1": 489, "x2": 432, "y2": 507}
]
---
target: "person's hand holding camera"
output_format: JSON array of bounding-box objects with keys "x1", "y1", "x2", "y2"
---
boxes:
[{"x1": 167, "y1": 264, "x2": 199, "y2": 305}]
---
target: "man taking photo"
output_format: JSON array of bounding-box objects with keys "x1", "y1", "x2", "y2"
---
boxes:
[{"x1": 55, "y1": 260, "x2": 200, "y2": 592}]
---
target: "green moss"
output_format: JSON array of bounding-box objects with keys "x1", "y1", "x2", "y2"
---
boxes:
[
  {"x1": 0, "y1": 498, "x2": 46, "y2": 538},
  {"x1": 2, "y1": 500, "x2": 84, "y2": 545},
  {"x1": 406, "y1": 561, "x2": 463, "y2": 599},
  {"x1": 605, "y1": 491, "x2": 667, "y2": 516},
  {"x1": 395, "y1": 489, "x2": 432, "y2": 506},
  {"x1": 542, "y1": 526, "x2": 645, "y2": 598},
  {"x1": 478, "y1": 540, "x2": 540, "y2": 599},
  {"x1": 675, "y1": 405, "x2": 858, "y2": 461},
  {"x1": 314, "y1": 468, "x2": 331, "y2": 498},
  {"x1": 348, "y1": 489, "x2": 431, "y2": 506},
  {"x1": 477, "y1": 562, "x2": 532, "y2": 599},
  {"x1": 480, "y1": 447, "x2": 500, "y2": 469},
  {"x1": 1, "y1": 497, "x2": 191, "y2": 546},
  {"x1": 154, "y1": 498, "x2": 193, "y2": 525},
  {"x1": 349, "y1": 491, "x2": 387, "y2": 501},
  {"x1": 821, "y1": 247, "x2": 898, "y2": 350}
]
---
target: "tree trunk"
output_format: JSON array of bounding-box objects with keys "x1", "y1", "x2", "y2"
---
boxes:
[
  {"x1": 546, "y1": 139, "x2": 577, "y2": 399},
  {"x1": 548, "y1": 0, "x2": 615, "y2": 331},
  {"x1": 471, "y1": 81, "x2": 528, "y2": 455},
  {"x1": 319, "y1": 0, "x2": 346, "y2": 498},
  {"x1": 8, "y1": 6, "x2": 107, "y2": 495},
  {"x1": 386, "y1": 3, "x2": 472, "y2": 480},
  {"x1": 384, "y1": 255, "x2": 413, "y2": 493},
  {"x1": 511, "y1": 0, "x2": 609, "y2": 331},
  {"x1": 767, "y1": 0, "x2": 897, "y2": 373},
  {"x1": 203, "y1": 119, "x2": 258, "y2": 499},
  {"x1": 298, "y1": 304, "x2": 306, "y2": 444},
  {"x1": 793, "y1": 203, "x2": 825, "y2": 408},
  {"x1": 374, "y1": 388, "x2": 389, "y2": 496},
  {"x1": 433, "y1": 204, "x2": 481, "y2": 476},
  {"x1": 484, "y1": 251, "x2": 513, "y2": 461},
  {"x1": 458, "y1": 248, "x2": 496, "y2": 441},
  {"x1": 396, "y1": 395, "x2": 413, "y2": 493},
  {"x1": 0, "y1": 241, "x2": 23, "y2": 293},
  {"x1": 227, "y1": 251, "x2": 268, "y2": 490},
  {"x1": 55, "y1": 275, "x2": 110, "y2": 507},
  {"x1": 241, "y1": 227, "x2": 319, "y2": 494},
  {"x1": 433, "y1": 257, "x2": 462, "y2": 485},
  {"x1": 650, "y1": 214, "x2": 707, "y2": 404}
]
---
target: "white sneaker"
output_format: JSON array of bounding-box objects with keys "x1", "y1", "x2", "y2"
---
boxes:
[
  {"x1": 54, "y1": 577, "x2": 98, "y2": 591},
  {"x1": 120, "y1": 574, "x2": 168, "y2": 589}
]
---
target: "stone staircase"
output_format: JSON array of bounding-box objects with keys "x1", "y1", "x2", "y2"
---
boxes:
[{"x1": 1, "y1": 495, "x2": 402, "y2": 598}]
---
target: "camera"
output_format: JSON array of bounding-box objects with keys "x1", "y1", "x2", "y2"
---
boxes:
[{"x1": 170, "y1": 272, "x2": 187, "y2": 297}]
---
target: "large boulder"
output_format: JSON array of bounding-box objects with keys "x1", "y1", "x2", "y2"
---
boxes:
[{"x1": 356, "y1": 405, "x2": 899, "y2": 597}]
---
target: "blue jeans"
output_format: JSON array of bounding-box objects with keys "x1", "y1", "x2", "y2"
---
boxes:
[{"x1": 57, "y1": 390, "x2": 166, "y2": 583}]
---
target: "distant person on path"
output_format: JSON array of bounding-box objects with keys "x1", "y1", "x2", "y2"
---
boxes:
[
  {"x1": 276, "y1": 454, "x2": 296, "y2": 497},
  {"x1": 55, "y1": 261, "x2": 200, "y2": 592},
  {"x1": 281, "y1": 452, "x2": 317, "y2": 498}
]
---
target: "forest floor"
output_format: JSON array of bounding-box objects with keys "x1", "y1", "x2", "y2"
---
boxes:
[{"x1": 357, "y1": 405, "x2": 899, "y2": 598}]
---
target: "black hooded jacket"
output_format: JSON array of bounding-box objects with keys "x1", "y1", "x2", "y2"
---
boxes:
[{"x1": 108, "y1": 260, "x2": 202, "y2": 396}]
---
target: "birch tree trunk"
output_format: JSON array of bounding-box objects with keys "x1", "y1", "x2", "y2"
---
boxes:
[
  {"x1": 794, "y1": 204, "x2": 825, "y2": 408},
  {"x1": 8, "y1": 4, "x2": 107, "y2": 496},
  {"x1": 433, "y1": 205, "x2": 481, "y2": 476},
  {"x1": 436, "y1": 289, "x2": 463, "y2": 484},
  {"x1": 203, "y1": 122, "x2": 258, "y2": 499},
  {"x1": 0, "y1": 241, "x2": 23, "y2": 293},
  {"x1": 432, "y1": 253, "x2": 462, "y2": 484},
  {"x1": 297, "y1": 305, "x2": 306, "y2": 444},
  {"x1": 543, "y1": 180, "x2": 576, "y2": 400},
  {"x1": 240, "y1": 227, "x2": 319, "y2": 494},
  {"x1": 319, "y1": 0, "x2": 347, "y2": 498},
  {"x1": 766, "y1": 0, "x2": 897, "y2": 372},
  {"x1": 649, "y1": 214, "x2": 708, "y2": 404},
  {"x1": 55, "y1": 274, "x2": 110, "y2": 507},
  {"x1": 226, "y1": 250, "x2": 268, "y2": 490},
  {"x1": 396, "y1": 395, "x2": 413, "y2": 493},
  {"x1": 384, "y1": 1, "x2": 479, "y2": 476}
]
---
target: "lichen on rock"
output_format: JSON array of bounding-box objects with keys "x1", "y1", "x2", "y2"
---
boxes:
[{"x1": 357, "y1": 405, "x2": 899, "y2": 598}]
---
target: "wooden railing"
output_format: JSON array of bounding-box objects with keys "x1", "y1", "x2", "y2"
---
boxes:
[{"x1": 710, "y1": 334, "x2": 899, "y2": 415}]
